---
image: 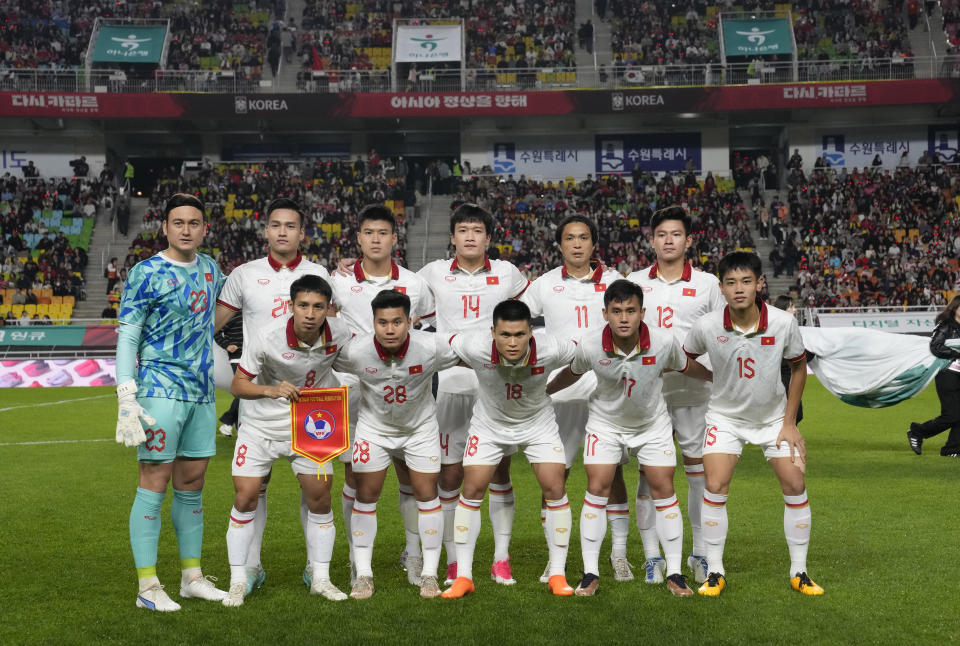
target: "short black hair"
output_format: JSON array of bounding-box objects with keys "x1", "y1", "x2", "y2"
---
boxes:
[
  {"x1": 718, "y1": 251, "x2": 763, "y2": 280},
  {"x1": 359, "y1": 204, "x2": 397, "y2": 234},
  {"x1": 163, "y1": 193, "x2": 204, "y2": 221},
  {"x1": 603, "y1": 279, "x2": 644, "y2": 309},
  {"x1": 450, "y1": 203, "x2": 494, "y2": 236},
  {"x1": 290, "y1": 274, "x2": 332, "y2": 303},
  {"x1": 772, "y1": 294, "x2": 793, "y2": 311},
  {"x1": 266, "y1": 197, "x2": 304, "y2": 228},
  {"x1": 555, "y1": 214, "x2": 598, "y2": 245},
  {"x1": 371, "y1": 289, "x2": 411, "y2": 317},
  {"x1": 492, "y1": 299, "x2": 532, "y2": 326},
  {"x1": 650, "y1": 205, "x2": 691, "y2": 236}
]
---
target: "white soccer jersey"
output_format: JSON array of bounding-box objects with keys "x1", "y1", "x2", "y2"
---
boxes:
[
  {"x1": 236, "y1": 315, "x2": 350, "y2": 440},
  {"x1": 683, "y1": 300, "x2": 805, "y2": 426},
  {"x1": 571, "y1": 323, "x2": 688, "y2": 433},
  {"x1": 217, "y1": 254, "x2": 331, "y2": 342},
  {"x1": 627, "y1": 261, "x2": 725, "y2": 406},
  {"x1": 418, "y1": 255, "x2": 529, "y2": 394},
  {"x1": 334, "y1": 329, "x2": 460, "y2": 437},
  {"x1": 330, "y1": 260, "x2": 434, "y2": 333},
  {"x1": 449, "y1": 331, "x2": 577, "y2": 443},
  {"x1": 522, "y1": 263, "x2": 623, "y2": 341}
]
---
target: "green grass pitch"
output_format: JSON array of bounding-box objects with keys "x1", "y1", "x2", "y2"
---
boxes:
[{"x1": 0, "y1": 379, "x2": 955, "y2": 645}]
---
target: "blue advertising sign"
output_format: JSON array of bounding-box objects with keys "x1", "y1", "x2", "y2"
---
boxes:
[{"x1": 595, "y1": 133, "x2": 701, "y2": 173}]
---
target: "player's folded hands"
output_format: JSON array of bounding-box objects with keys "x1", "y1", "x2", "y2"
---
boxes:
[{"x1": 115, "y1": 380, "x2": 156, "y2": 447}]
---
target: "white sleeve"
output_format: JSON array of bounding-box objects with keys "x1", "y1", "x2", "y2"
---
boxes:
[
  {"x1": 683, "y1": 319, "x2": 707, "y2": 358},
  {"x1": 434, "y1": 334, "x2": 461, "y2": 370},
  {"x1": 556, "y1": 337, "x2": 578, "y2": 366},
  {"x1": 520, "y1": 277, "x2": 543, "y2": 317},
  {"x1": 784, "y1": 317, "x2": 806, "y2": 362},
  {"x1": 217, "y1": 266, "x2": 243, "y2": 311},
  {"x1": 666, "y1": 336, "x2": 687, "y2": 372},
  {"x1": 237, "y1": 329, "x2": 263, "y2": 377},
  {"x1": 570, "y1": 341, "x2": 591, "y2": 375},
  {"x1": 507, "y1": 263, "x2": 530, "y2": 299},
  {"x1": 332, "y1": 337, "x2": 355, "y2": 373},
  {"x1": 709, "y1": 280, "x2": 726, "y2": 311},
  {"x1": 415, "y1": 275, "x2": 436, "y2": 318}
]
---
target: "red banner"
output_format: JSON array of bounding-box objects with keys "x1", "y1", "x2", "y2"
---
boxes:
[{"x1": 290, "y1": 386, "x2": 350, "y2": 465}]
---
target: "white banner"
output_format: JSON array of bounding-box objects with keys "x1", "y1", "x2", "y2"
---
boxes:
[
  {"x1": 394, "y1": 25, "x2": 461, "y2": 62},
  {"x1": 815, "y1": 311, "x2": 938, "y2": 334},
  {"x1": 817, "y1": 127, "x2": 925, "y2": 169},
  {"x1": 489, "y1": 135, "x2": 595, "y2": 178}
]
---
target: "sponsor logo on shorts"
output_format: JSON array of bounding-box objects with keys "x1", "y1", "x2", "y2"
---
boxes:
[
  {"x1": 282, "y1": 352, "x2": 295, "y2": 360},
  {"x1": 553, "y1": 446, "x2": 563, "y2": 452},
  {"x1": 666, "y1": 512, "x2": 679, "y2": 519},
  {"x1": 705, "y1": 520, "x2": 718, "y2": 526},
  {"x1": 351, "y1": 285, "x2": 363, "y2": 293},
  {"x1": 553, "y1": 285, "x2": 565, "y2": 292},
  {"x1": 444, "y1": 275, "x2": 456, "y2": 282},
  {"x1": 258, "y1": 278, "x2": 270, "y2": 285},
  {"x1": 664, "y1": 449, "x2": 673, "y2": 456},
  {"x1": 717, "y1": 335, "x2": 729, "y2": 343},
  {"x1": 366, "y1": 366, "x2": 377, "y2": 373},
  {"x1": 145, "y1": 515, "x2": 157, "y2": 521},
  {"x1": 429, "y1": 455, "x2": 439, "y2": 462}
]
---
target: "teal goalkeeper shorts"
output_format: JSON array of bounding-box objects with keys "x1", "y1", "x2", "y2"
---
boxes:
[{"x1": 136, "y1": 397, "x2": 217, "y2": 463}]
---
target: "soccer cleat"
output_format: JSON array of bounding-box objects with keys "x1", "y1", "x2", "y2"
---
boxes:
[
  {"x1": 222, "y1": 582, "x2": 246, "y2": 607},
  {"x1": 643, "y1": 557, "x2": 666, "y2": 584},
  {"x1": 539, "y1": 561, "x2": 551, "y2": 583},
  {"x1": 907, "y1": 426, "x2": 923, "y2": 455},
  {"x1": 441, "y1": 576, "x2": 475, "y2": 599},
  {"x1": 790, "y1": 572, "x2": 824, "y2": 596},
  {"x1": 574, "y1": 573, "x2": 599, "y2": 597},
  {"x1": 548, "y1": 574, "x2": 574, "y2": 596},
  {"x1": 419, "y1": 575, "x2": 442, "y2": 599},
  {"x1": 218, "y1": 423, "x2": 234, "y2": 437},
  {"x1": 490, "y1": 559, "x2": 517, "y2": 585},
  {"x1": 136, "y1": 583, "x2": 181, "y2": 611},
  {"x1": 350, "y1": 575, "x2": 375, "y2": 600},
  {"x1": 311, "y1": 578, "x2": 348, "y2": 601},
  {"x1": 687, "y1": 554, "x2": 709, "y2": 583},
  {"x1": 302, "y1": 564, "x2": 312, "y2": 589},
  {"x1": 180, "y1": 574, "x2": 227, "y2": 601},
  {"x1": 444, "y1": 562, "x2": 458, "y2": 586},
  {"x1": 401, "y1": 550, "x2": 424, "y2": 586},
  {"x1": 610, "y1": 555, "x2": 635, "y2": 582},
  {"x1": 697, "y1": 572, "x2": 726, "y2": 597},
  {"x1": 247, "y1": 565, "x2": 266, "y2": 595},
  {"x1": 666, "y1": 573, "x2": 694, "y2": 597}
]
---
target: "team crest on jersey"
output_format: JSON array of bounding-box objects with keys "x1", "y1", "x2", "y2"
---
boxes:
[
  {"x1": 717, "y1": 336, "x2": 729, "y2": 343},
  {"x1": 486, "y1": 276, "x2": 499, "y2": 285},
  {"x1": 258, "y1": 278, "x2": 270, "y2": 285},
  {"x1": 303, "y1": 409, "x2": 336, "y2": 441},
  {"x1": 351, "y1": 285, "x2": 363, "y2": 293},
  {"x1": 553, "y1": 285, "x2": 565, "y2": 293},
  {"x1": 598, "y1": 358, "x2": 612, "y2": 366},
  {"x1": 682, "y1": 288, "x2": 697, "y2": 297},
  {"x1": 594, "y1": 283, "x2": 606, "y2": 292},
  {"x1": 282, "y1": 352, "x2": 295, "y2": 360},
  {"x1": 444, "y1": 275, "x2": 456, "y2": 282},
  {"x1": 365, "y1": 367, "x2": 378, "y2": 374}
]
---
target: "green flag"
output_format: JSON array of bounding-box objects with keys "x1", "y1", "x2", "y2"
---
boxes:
[
  {"x1": 721, "y1": 18, "x2": 793, "y2": 57},
  {"x1": 92, "y1": 25, "x2": 167, "y2": 64}
]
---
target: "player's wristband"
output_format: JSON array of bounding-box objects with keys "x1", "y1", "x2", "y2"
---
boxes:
[{"x1": 117, "y1": 379, "x2": 138, "y2": 399}]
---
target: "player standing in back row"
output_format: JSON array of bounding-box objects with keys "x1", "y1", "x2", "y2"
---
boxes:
[
  {"x1": 683, "y1": 251, "x2": 823, "y2": 597},
  {"x1": 627, "y1": 206, "x2": 725, "y2": 584}
]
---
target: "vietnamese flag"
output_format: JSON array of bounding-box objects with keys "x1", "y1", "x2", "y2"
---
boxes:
[
  {"x1": 682, "y1": 288, "x2": 696, "y2": 297},
  {"x1": 531, "y1": 366, "x2": 545, "y2": 375},
  {"x1": 642, "y1": 356, "x2": 657, "y2": 365},
  {"x1": 394, "y1": 286, "x2": 407, "y2": 294},
  {"x1": 486, "y1": 276, "x2": 499, "y2": 285},
  {"x1": 409, "y1": 364, "x2": 423, "y2": 374},
  {"x1": 761, "y1": 336, "x2": 776, "y2": 345}
]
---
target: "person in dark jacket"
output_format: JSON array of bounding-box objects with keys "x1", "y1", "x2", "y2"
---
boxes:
[
  {"x1": 215, "y1": 313, "x2": 244, "y2": 437},
  {"x1": 908, "y1": 295, "x2": 960, "y2": 457},
  {"x1": 773, "y1": 295, "x2": 802, "y2": 424}
]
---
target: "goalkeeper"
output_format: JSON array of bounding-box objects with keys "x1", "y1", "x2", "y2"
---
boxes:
[{"x1": 115, "y1": 193, "x2": 227, "y2": 611}]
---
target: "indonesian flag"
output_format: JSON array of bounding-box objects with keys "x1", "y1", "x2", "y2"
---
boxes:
[{"x1": 291, "y1": 386, "x2": 350, "y2": 465}]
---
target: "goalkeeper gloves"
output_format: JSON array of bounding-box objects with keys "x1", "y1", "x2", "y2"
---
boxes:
[{"x1": 115, "y1": 380, "x2": 156, "y2": 447}]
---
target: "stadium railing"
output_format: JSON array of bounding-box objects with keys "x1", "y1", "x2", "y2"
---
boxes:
[{"x1": 4, "y1": 55, "x2": 958, "y2": 94}]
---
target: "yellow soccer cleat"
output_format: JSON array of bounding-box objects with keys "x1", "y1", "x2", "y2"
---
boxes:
[
  {"x1": 441, "y1": 576, "x2": 475, "y2": 599},
  {"x1": 697, "y1": 572, "x2": 726, "y2": 597},
  {"x1": 790, "y1": 572, "x2": 824, "y2": 596}
]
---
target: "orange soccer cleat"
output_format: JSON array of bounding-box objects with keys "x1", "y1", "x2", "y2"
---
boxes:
[
  {"x1": 441, "y1": 576, "x2": 475, "y2": 599},
  {"x1": 548, "y1": 574, "x2": 574, "y2": 596}
]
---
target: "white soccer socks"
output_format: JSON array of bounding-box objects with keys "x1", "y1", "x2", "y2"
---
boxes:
[
  {"x1": 488, "y1": 481, "x2": 515, "y2": 562},
  {"x1": 351, "y1": 501, "x2": 377, "y2": 578},
  {"x1": 418, "y1": 498, "x2": 444, "y2": 578},
  {"x1": 306, "y1": 511, "x2": 336, "y2": 582},
  {"x1": 341, "y1": 484, "x2": 356, "y2": 563},
  {"x1": 701, "y1": 491, "x2": 728, "y2": 576},
  {"x1": 635, "y1": 472, "x2": 662, "y2": 559},
  {"x1": 439, "y1": 487, "x2": 461, "y2": 566},
  {"x1": 784, "y1": 491, "x2": 811, "y2": 576},
  {"x1": 580, "y1": 493, "x2": 608, "y2": 576},
  {"x1": 653, "y1": 495, "x2": 684, "y2": 575},
  {"x1": 453, "y1": 496, "x2": 482, "y2": 581},
  {"x1": 606, "y1": 502, "x2": 629, "y2": 560},
  {"x1": 684, "y1": 463, "x2": 706, "y2": 556},
  {"x1": 398, "y1": 484, "x2": 421, "y2": 558},
  {"x1": 246, "y1": 485, "x2": 268, "y2": 570},
  {"x1": 227, "y1": 507, "x2": 256, "y2": 585},
  {"x1": 544, "y1": 495, "x2": 572, "y2": 577}
]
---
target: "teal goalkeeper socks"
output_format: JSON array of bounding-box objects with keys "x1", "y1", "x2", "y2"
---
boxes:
[
  {"x1": 130, "y1": 487, "x2": 165, "y2": 570},
  {"x1": 172, "y1": 488, "x2": 204, "y2": 564}
]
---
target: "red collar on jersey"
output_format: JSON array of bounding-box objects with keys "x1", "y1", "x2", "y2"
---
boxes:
[
  {"x1": 648, "y1": 261, "x2": 692, "y2": 281},
  {"x1": 490, "y1": 336, "x2": 538, "y2": 365},
  {"x1": 450, "y1": 254, "x2": 492, "y2": 273},
  {"x1": 268, "y1": 252, "x2": 304, "y2": 271},
  {"x1": 286, "y1": 315, "x2": 332, "y2": 348},
  {"x1": 374, "y1": 333, "x2": 411, "y2": 361},
  {"x1": 353, "y1": 258, "x2": 400, "y2": 282},
  {"x1": 722, "y1": 298, "x2": 769, "y2": 333},
  {"x1": 601, "y1": 322, "x2": 651, "y2": 354},
  {"x1": 561, "y1": 262, "x2": 605, "y2": 283}
]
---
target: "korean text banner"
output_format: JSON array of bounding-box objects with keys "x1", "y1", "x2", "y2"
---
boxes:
[
  {"x1": 291, "y1": 387, "x2": 350, "y2": 465},
  {"x1": 595, "y1": 133, "x2": 701, "y2": 173},
  {"x1": 394, "y1": 25, "x2": 462, "y2": 63},
  {"x1": 721, "y1": 18, "x2": 792, "y2": 57},
  {"x1": 92, "y1": 25, "x2": 167, "y2": 64}
]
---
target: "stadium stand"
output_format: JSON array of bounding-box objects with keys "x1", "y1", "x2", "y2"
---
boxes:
[{"x1": 943, "y1": 0, "x2": 960, "y2": 54}]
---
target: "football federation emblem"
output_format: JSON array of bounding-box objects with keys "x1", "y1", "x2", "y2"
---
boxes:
[{"x1": 304, "y1": 409, "x2": 336, "y2": 441}]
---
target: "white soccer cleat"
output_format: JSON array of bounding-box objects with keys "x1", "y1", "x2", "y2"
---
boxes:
[
  {"x1": 401, "y1": 550, "x2": 424, "y2": 586},
  {"x1": 610, "y1": 555, "x2": 635, "y2": 582},
  {"x1": 350, "y1": 560, "x2": 358, "y2": 587},
  {"x1": 643, "y1": 557, "x2": 666, "y2": 584},
  {"x1": 350, "y1": 575, "x2": 374, "y2": 600},
  {"x1": 136, "y1": 583, "x2": 181, "y2": 612},
  {"x1": 222, "y1": 582, "x2": 246, "y2": 607},
  {"x1": 180, "y1": 574, "x2": 228, "y2": 601},
  {"x1": 539, "y1": 561, "x2": 551, "y2": 583},
  {"x1": 687, "y1": 554, "x2": 709, "y2": 584},
  {"x1": 310, "y1": 578, "x2": 348, "y2": 601},
  {"x1": 218, "y1": 423, "x2": 234, "y2": 437}
]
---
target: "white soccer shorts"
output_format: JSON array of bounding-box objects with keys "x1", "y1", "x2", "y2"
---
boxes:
[
  {"x1": 669, "y1": 402, "x2": 710, "y2": 459},
  {"x1": 461, "y1": 426, "x2": 564, "y2": 466},
  {"x1": 437, "y1": 392, "x2": 475, "y2": 465},
  {"x1": 337, "y1": 371, "x2": 361, "y2": 464},
  {"x1": 583, "y1": 414, "x2": 677, "y2": 467},
  {"x1": 702, "y1": 412, "x2": 795, "y2": 460},
  {"x1": 232, "y1": 426, "x2": 328, "y2": 477},
  {"x1": 351, "y1": 425, "x2": 442, "y2": 474}
]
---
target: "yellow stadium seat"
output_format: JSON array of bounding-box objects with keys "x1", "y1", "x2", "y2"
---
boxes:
[
  {"x1": 63, "y1": 295, "x2": 75, "y2": 307},
  {"x1": 24, "y1": 304, "x2": 36, "y2": 315}
]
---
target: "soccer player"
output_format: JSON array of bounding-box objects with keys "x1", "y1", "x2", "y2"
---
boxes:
[
  {"x1": 417, "y1": 204, "x2": 529, "y2": 585},
  {"x1": 627, "y1": 205, "x2": 725, "y2": 584},
  {"x1": 441, "y1": 299, "x2": 577, "y2": 599},
  {"x1": 548, "y1": 280, "x2": 710, "y2": 597},
  {"x1": 521, "y1": 214, "x2": 635, "y2": 581},
  {"x1": 329, "y1": 204, "x2": 434, "y2": 585},
  {"x1": 115, "y1": 193, "x2": 227, "y2": 611},
  {"x1": 333, "y1": 290, "x2": 459, "y2": 599},
  {"x1": 682, "y1": 251, "x2": 823, "y2": 597},
  {"x1": 223, "y1": 274, "x2": 352, "y2": 605},
  {"x1": 214, "y1": 197, "x2": 331, "y2": 592}
]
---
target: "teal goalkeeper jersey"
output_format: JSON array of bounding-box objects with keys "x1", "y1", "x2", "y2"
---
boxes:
[{"x1": 119, "y1": 252, "x2": 225, "y2": 403}]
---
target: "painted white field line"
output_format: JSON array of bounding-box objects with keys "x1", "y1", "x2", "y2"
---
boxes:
[
  {"x1": 0, "y1": 393, "x2": 113, "y2": 414},
  {"x1": 0, "y1": 438, "x2": 112, "y2": 447}
]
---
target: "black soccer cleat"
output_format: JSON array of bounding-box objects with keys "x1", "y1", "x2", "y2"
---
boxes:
[{"x1": 907, "y1": 425, "x2": 923, "y2": 455}]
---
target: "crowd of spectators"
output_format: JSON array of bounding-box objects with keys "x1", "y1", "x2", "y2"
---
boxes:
[
  {"x1": 791, "y1": 0, "x2": 912, "y2": 64},
  {"x1": 943, "y1": 0, "x2": 960, "y2": 54},
  {"x1": 609, "y1": 0, "x2": 719, "y2": 72}
]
